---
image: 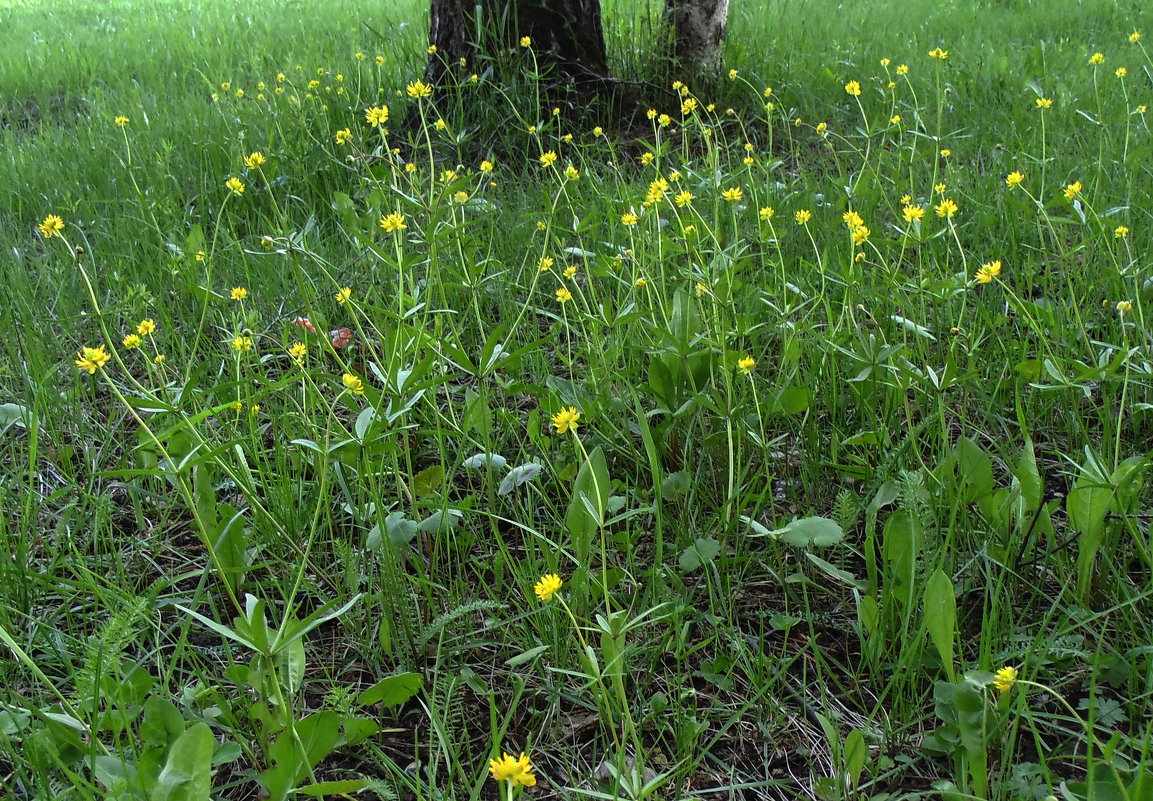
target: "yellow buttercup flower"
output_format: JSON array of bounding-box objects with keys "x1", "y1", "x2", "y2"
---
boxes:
[
  {"x1": 935, "y1": 199, "x2": 959, "y2": 218},
  {"x1": 721, "y1": 186, "x2": 743, "y2": 202},
  {"x1": 563, "y1": 266, "x2": 577, "y2": 279},
  {"x1": 230, "y1": 335, "x2": 253, "y2": 352},
  {"x1": 335, "y1": 287, "x2": 352, "y2": 304},
  {"x1": 115, "y1": 116, "x2": 129, "y2": 127},
  {"x1": 335, "y1": 128, "x2": 352, "y2": 145},
  {"x1": 342, "y1": 373, "x2": 365, "y2": 394},
  {"x1": 406, "y1": 80, "x2": 432, "y2": 99},
  {"x1": 244, "y1": 152, "x2": 266, "y2": 170},
  {"x1": 1063, "y1": 181, "x2": 1082, "y2": 200},
  {"x1": 365, "y1": 105, "x2": 389, "y2": 125},
  {"x1": 1116, "y1": 300, "x2": 1133, "y2": 314},
  {"x1": 380, "y1": 211, "x2": 407, "y2": 232},
  {"x1": 122, "y1": 333, "x2": 142, "y2": 349},
  {"x1": 1006, "y1": 171, "x2": 1025, "y2": 188},
  {"x1": 75, "y1": 344, "x2": 110, "y2": 374},
  {"x1": 539, "y1": 151, "x2": 558, "y2": 167},
  {"x1": 137, "y1": 319, "x2": 156, "y2": 335},
  {"x1": 896, "y1": 64, "x2": 909, "y2": 74},
  {"x1": 1130, "y1": 32, "x2": 1141, "y2": 44},
  {"x1": 1114, "y1": 225, "x2": 1129, "y2": 238},
  {"x1": 738, "y1": 356, "x2": 756, "y2": 375},
  {"x1": 975, "y1": 260, "x2": 1002, "y2": 284},
  {"x1": 564, "y1": 165, "x2": 580, "y2": 181},
  {"x1": 1116, "y1": 67, "x2": 1128, "y2": 78},
  {"x1": 674, "y1": 190, "x2": 693, "y2": 207},
  {"x1": 534, "y1": 574, "x2": 563, "y2": 602},
  {"x1": 1089, "y1": 52, "x2": 1105, "y2": 65},
  {"x1": 555, "y1": 287, "x2": 573, "y2": 303},
  {"x1": 992, "y1": 666, "x2": 1018, "y2": 693},
  {"x1": 843, "y1": 211, "x2": 864, "y2": 230},
  {"x1": 929, "y1": 47, "x2": 949, "y2": 60},
  {"x1": 759, "y1": 206, "x2": 775, "y2": 220},
  {"x1": 38, "y1": 214, "x2": 65, "y2": 238},
  {"x1": 621, "y1": 213, "x2": 639, "y2": 226},
  {"x1": 489, "y1": 752, "x2": 536, "y2": 787},
  {"x1": 795, "y1": 209, "x2": 812, "y2": 224},
  {"x1": 903, "y1": 205, "x2": 925, "y2": 223},
  {"x1": 289, "y1": 342, "x2": 307, "y2": 364},
  {"x1": 538, "y1": 256, "x2": 554, "y2": 272},
  {"x1": 230, "y1": 287, "x2": 248, "y2": 301},
  {"x1": 844, "y1": 80, "x2": 861, "y2": 96},
  {"x1": 226, "y1": 176, "x2": 245, "y2": 195},
  {"x1": 519, "y1": 36, "x2": 532, "y2": 47},
  {"x1": 551, "y1": 406, "x2": 580, "y2": 434}
]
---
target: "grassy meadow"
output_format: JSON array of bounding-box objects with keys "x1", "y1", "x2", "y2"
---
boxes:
[{"x1": 3, "y1": 0, "x2": 1153, "y2": 798}]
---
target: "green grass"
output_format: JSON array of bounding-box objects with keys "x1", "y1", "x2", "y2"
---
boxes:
[{"x1": 3, "y1": 0, "x2": 1153, "y2": 799}]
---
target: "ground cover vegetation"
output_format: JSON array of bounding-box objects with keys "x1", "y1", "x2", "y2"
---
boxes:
[{"x1": 2, "y1": 0, "x2": 1153, "y2": 798}]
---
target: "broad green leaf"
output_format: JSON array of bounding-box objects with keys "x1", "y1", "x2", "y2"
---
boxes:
[
  {"x1": 678, "y1": 537, "x2": 721, "y2": 573},
  {"x1": 923, "y1": 569, "x2": 956, "y2": 681},
  {"x1": 770, "y1": 516, "x2": 844, "y2": 548},
  {"x1": 357, "y1": 672, "x2": 423, "y2": 707},
  {"x1": 413, "y1": 465, "x2": 444, "y2": 496},
  {"x1": 152, "y1": 722, "x2": 214, "y2": 801}
]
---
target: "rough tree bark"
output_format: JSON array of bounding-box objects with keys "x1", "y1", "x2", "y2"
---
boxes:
[
  {"x1": 426, "y1": 0, "x2": 608, "y2": 87},
  {"x1": 663, "y1": 0, "x2": 729, "y2": 75}
]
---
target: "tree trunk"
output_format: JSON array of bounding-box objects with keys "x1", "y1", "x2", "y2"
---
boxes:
[
  {"x1": 426, "y1": 0, "x2": 608, "y2": 86},
  {"x1": 664, "y1": 0, "x2": 729, "y2": 75}
]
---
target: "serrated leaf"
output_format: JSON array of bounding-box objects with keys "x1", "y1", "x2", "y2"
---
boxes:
[{"x1": 413, "y1": 465, "x2": 444, "y2": 496}]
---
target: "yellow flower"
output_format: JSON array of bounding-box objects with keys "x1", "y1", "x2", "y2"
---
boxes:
[
  {"x1": 993, "y1": 666, "x2": 1018, "y2": 693},
  {"x1": 929, "y1": 47, "x2": 949, "y2": 60},
  {"x1": 815, "y1": 122, "x2": 828, "y2": 136},
  {"x1": 681, "y1": 97, "x2": 698, "y2": 116},
  {"x1": 539, "y1": 151, "x2": 558, "y2": 167},
  {"x1": 763, "y1": 86, "x2": 774, "y2": 97},
  {"x1": 519, "y1": 36, "x2": 532, "y2": 47},
  {"x1": 880, "y1": 57, "x2": 891, "y2": 67},
  {"x1": 153, "y1": 354, "x2": 166, "y2": 364},
  {"x1": 1117, "y1": 300, "x2": 1133, "y2": 314},
  {"x1": 844, "y1": 80, "x2": 861, "y2": 96},
  {"x1": 935, "y1": 199, "x2": 958, "y2": 218},
  {"x1": 73, "y1": 345, "x2": 109, "y2": 375},
  {"x1": 122, "y1": 333, "x2": 142, "y2": 349},
  {"x1": 115, "y1": 116, "x2": 129, "y2": 126},
  {"x1": 452, "y1": 190, "x2": 469, "y2": 204},
  {"x1": 336, "y1": 286, "x2": 352, "y2": 304},
  {"x1": 406, "y1": 80, "x2": 432, "y2": 98},
  {"x1": 640, "y1": 152, "x2": 655, "y2": 165},
  {"x1": 342, "y1": 372, "x2": 365, "y2": 394},
  {"x1": 1089, "y1": 52, "x2": 1105, "y2": 65},
  {"x1": 975, "y1": 260, "x2": 1002, "y2": 284},
  {"x1": 896, "y1": 64, "x2": 909, "y2": 75},
  {"x1": 658, "y1": 113, "x2": 672, "y2": 127},
  {"x1": 373, "y1": 56, "x2": 384, "y2": 66},
  {"x1": 759, "y1": 206, "x2": 775, "y2": 220},
  {"x1": 890, "y1": 114, "x2": 901, "y2": 124},
  {"x1": 244, "y1": 151, "x2": 266, "y2": 170},
  {"x1": 365, "y1": 105, "x2": 390, "y2": 126},
  {"x1": 1114, "y1": 225, "x2": 1129, "y2": 238},
  {"x1": 551, "y1": 406, "x2": 580, "y2": 434},
  {"x1": 843, "y1": 211, "x2": 864, "y2": 230},
  {"x1": 1139, "y1": 105, "x2": 1148, "y2": 114},
  {"x1": 646, "y1": 108, "x2": 657, "y2": 120},
  {"x1": 439, "y1": 168, "x2": 458, "y2": 183},
  {"x1": 289, "y1": 342, "x2": 307, "y2": 364},
  {"x1": 1116, "y1": 67, "x2": 1128, "y2": 78},
  {"x1": 434, "y1": 118, "x2": 447, "y2": 131},
  {"x1": 380, "y1": 211, "x2": 407, "y2": 232},
  {"x1": 635, "y1": 277, "x2": 647, "y2": 287},
  {"x1": 555, "y1": 287, "x2": 573, "y2": 303},
  {"x1": 538, "y1": 256, "x2": 554, "y2": 272},
  {"x1": 137, "y1": 319, "x2": 156, "y2": 335},
  {"x1": 1006, "y1": 171, "x2": 1025, "y2": 188},
  {"x1": 940, "y1": 148, "x2": 951, "y2": 157},
  {"x1": 427, "y1": 45, "x2": 437, "y2": 54},
  {"x1": 230, "y1": 287, "x2": 248, "y2": 301},
  {"x1": 728, "y1": 68, "x2": 738, "y2": 80},
  {"x1": 226, "y1": 176, "x2": 245, "y2": 196},
  {"x1": 1063, "y1": 181, "x2": 1082, "y2": 200},
  {"x1": 478, "y1": 159, "x2": 494, "y2": 173},
  {"x1": 534, "y1": 573, "x2": 563, "y2": 601},
  {"x1": 646, "y1": 177, "x2": 669, "y2": 203},
  {"x1": 276, "y1": 72, "x2": 286, "y2": 81},
  {"x1": 934, "y1": 182, "x2": 947, "y2": 194},
  {"x1": 722, "y1": 186, "x2": 743, "y2": 202},
  {"x1": 738, "y1": 356, "x2": 756, "y2": 375},
  {"x1": 1130, "y1": 32, "x2": 1141, "y2": 44},
  {"x1": 592, "y1": 126, "x2": 604, "y2": 137},
  {"x1": 335, "y1": 128, "x2": 352, "y2": 145},
  {"x1": 564, "y1": 165, "x2": 580, "y2": 181},
  {"x1": 673, "y1": 190, "x2": 693, "y2": 207},
  {"x1": 404, "y1": 162, "x2": 417, "y2": 173},
  {"x1": 795, "y1": 209, "x2": 812, "y2": 225},
  {"x1": 230, "y1": 335, "x2": 253, "y2": 352},
  {"x1": 38, "y1": 214, "x2": 65, "y2": 238},
  {"x1": 621, "y1": 212, "x2": 639, "y2": 226},
  {"x1": 563, "y1": 266, "x2": 577, "y2": 279},
  {"x1": 852, "y1": 225, "x2": 870, "y2": 245},
  {"x1": 489, "y1": 752, "x2": 536, "y2": 787}
]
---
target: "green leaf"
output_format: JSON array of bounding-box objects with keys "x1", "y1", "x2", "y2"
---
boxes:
[
  {"x1": 357, "y1": 672, "x2": 423, "y2": 707},
  {"x1": 413, "y1": 465, "x2": 444, "y2": 496},
  {"x1": 843, "y1": 728, "x2": 867, "y2": 788},
  {"x1": 678, "y1": 537, "x2": 721, "y2": 573},
  {"x1": 152, "y1": 722, "x2": 214, "y2": 801},
  {"x1": 0, "y1": 403, "x2": 33, "y2": 435},
  {"x1": 770, "y1": 516, "x2": 844, "y2": 548},
  {"x1": 923, "y1": 569, "x2": 956, "y2": 682},
  {"x1": 506, "y1": 645, "x2": 549, "y2": 667}
]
